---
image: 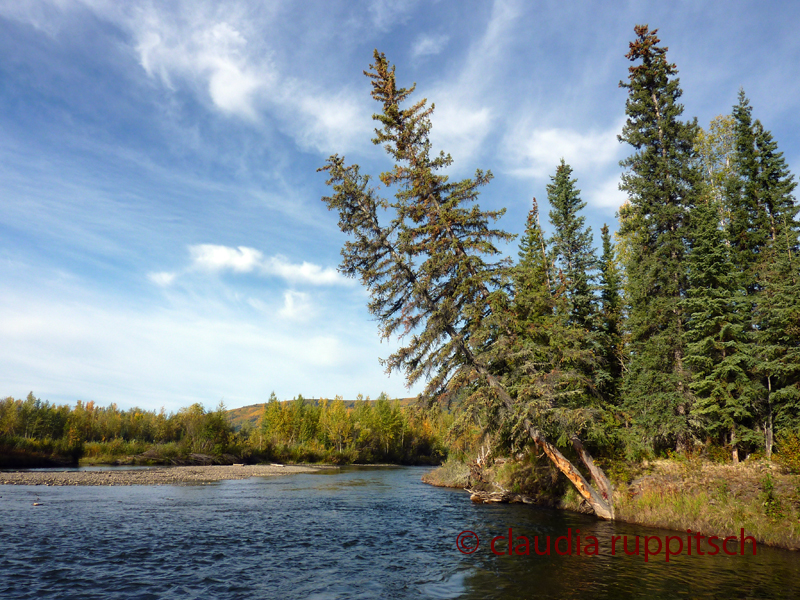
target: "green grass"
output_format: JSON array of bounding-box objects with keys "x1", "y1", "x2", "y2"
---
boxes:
[
  {"x1": 421, "y1": 457, "x2": 470, "y2": 488},
  {"x1": 615, "y1": 459, "x2": 800, "y2": 550}
]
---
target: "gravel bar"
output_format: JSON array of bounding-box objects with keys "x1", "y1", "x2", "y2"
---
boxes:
[{"x1": 0, "y1": 464, "x2": 320, "y2": 486}]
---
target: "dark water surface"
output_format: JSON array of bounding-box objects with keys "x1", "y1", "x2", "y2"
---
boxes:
[{"x1": 1, "y1": 466, "x2": 798, "y2": 599}]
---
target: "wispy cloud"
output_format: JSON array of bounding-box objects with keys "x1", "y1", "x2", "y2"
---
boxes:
[
  {"x1": 278, "y1": 290, "x2": 312, "y2": 320},
  {"x1": 502, "y1": 122, "x2": 624, "y2": 180},
  {"x1": 136, "y1": 19, "x2": 269, "y2": 120},
  {"x1": 588, "y1": 175, "x2": 626, "y2": 210},
  {"x1": 131, "y1": 3, "x2": 372, "y2": 153},
  {"x1": 368, "y1": 0, "x2": 419, "y2": 31},
  {"x1": 131, "y1": 5, "x2": 275, "y2": 122},
  {"x1": 148, "y1": 271, "x2": 177, "y2": 286},
  {"x1": 429, "y1": 98, "x2": 493, "y2": 168},
  {"x1": 187, "y1": 244, "x2": 348, "y2": 285},
  {"x1": 1, "y1": 0, "x2": 372, "y2": 153},
  {"x1": 426, "y1": 0, "x2": 521, "y2": 167},
  {"x1": 411, "y1": 33, "x2": 449, "y2": 60}
]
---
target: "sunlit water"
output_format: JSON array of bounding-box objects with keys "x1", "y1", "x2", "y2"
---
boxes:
[{"x1": 1, "y1": 466, "x2": 798, "y2": 599}]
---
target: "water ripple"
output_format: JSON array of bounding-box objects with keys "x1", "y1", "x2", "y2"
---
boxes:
[{"x1": 1, "y1": 467, "x2": 799, "y2": 599}]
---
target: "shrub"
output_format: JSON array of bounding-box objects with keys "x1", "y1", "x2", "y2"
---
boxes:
[
  {"x1": 775, "y1": 432, "x2": 800, "y2": 475},
  {"x1": 706, "y1": 444, "x2": 732, "y2": 464}
]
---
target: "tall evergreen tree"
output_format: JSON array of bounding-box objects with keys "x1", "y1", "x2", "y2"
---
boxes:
[
  {"x1": 753, "y1": 120, "x2": 800, "y2": 251},
  {"x1": 751, "y1": 120, "x2": 800, "y2": 452},
  {"x1": 726, "y1": 90, "x2": 771, "y2": 294},
  {"x1": 754, "y1": 247, "x2": 800, "y2": 455},
  {"x1": 321, "y1": 51, "x2": 614, "y2": 519},
  {"x1": 725, "y1": 90, "x2": 800, "y2": 456},
  {"x1": 506, "y1": 198, "x2": 601, "y2": 441},
  {"x1": 512, "y1": 198, "x2": 553, "y2": 330},
  {"x1": 546, "y1": 160, "x2": 596, "y2": 328},
  {"x1": 684, "y1": 201, "x2": 759, "y2": 462},
  {"x1": 598, "y1": 224, "x2": 623, "y2": 405},
  {"x1": 617, "y1": 25, "x2": 701, "y2": 451}
]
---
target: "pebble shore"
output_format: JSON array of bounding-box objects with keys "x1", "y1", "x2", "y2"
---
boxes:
[{"x1": 0, "y1": 464, "x2": 320, "y2": 486}]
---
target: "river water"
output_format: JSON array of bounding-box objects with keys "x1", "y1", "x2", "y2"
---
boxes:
[{"x1": 1, "y1": 466, "x2": 798, "y2": 599}]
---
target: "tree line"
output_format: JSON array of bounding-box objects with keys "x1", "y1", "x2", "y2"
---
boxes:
[
  {"x1": 253, "y1": 392, "x2": 449, "y2": 463},
  {"x1": 0, "y1": 393, "x2": 235, "y2": 464},
  {"x1": 319, "y1": 25, "x2": 799, "y2": 519},
  {"x1": 0, "y1": 392, "x2": 454, "y2": 466}
]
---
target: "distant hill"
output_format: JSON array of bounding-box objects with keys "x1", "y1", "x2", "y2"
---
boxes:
[
  {"x1": 225, "y1": 397, "x2": 419, "y2": 431},
  {"x1": 226, "y1": 403, "x2": 265, "y2": 430}
]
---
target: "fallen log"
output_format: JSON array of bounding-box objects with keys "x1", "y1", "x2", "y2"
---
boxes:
[{"x1": 466, "y1": 489, "x2": 536, "y2": 505}]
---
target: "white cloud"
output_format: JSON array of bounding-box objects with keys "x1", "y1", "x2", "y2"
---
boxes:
[
  {"x1": 207, "y1": 60, "x2": 261, "y2": 119},
  {"x1": 187, "y1": 244, "x2": 348, "y2": 285},
  {"x1": 289, "y1": 86, "x2": 372, "y2": 154},
  {"x1": 458, "y1": 0, "x2": 520, "y2": 88},
  {"x1": 0, "y1": 286, "x2": 403, "y2": 411},
  {"x1": 503, "y1": 122, "x2": 623, "y2": 179},
  {"x1": 189, "y1": 244, "x2": 264, "y2": 272},
  {"x1": 368, "y1": 0, "x2": 419, "y2": 31},
  {"x1": 423, "y1": 0, "x2": 520, "y2": 167},
  {"x1": 148, "y1": 271, "x2": 177, "y2": 286},
  {"x1": 134, "y1": 14, "x2": 270, "y2": 121},
  {"x1": 411, "y1": 33, "x2": 449, "y2": 60},
  {"x1": 263, "y1": 256, "x2": 344, "y2": 286},
  {"x1": 278, "y1": 290, "x2": 312, "y2": 321},
  {"x1": 429, "y1": 95, "x2": 493, "y2": 168},
  {"x1": 129, "y1": 3, "x2": 373, "y2": 151},
  {"x1": 589, "y1": 175, "x2": 626, "y2": 210},
  {"x1": 6, "y1": 1, "x2": 368, "y2": 150}
]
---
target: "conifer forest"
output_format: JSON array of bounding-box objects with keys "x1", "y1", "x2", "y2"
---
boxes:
[{"x1": 321, "y1": 25, "x2": 800, "y2": 520}]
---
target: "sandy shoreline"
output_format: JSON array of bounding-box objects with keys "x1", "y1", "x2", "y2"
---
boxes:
[{"x1": 0, "y1": 464, "x2": 322, "y2": 486}]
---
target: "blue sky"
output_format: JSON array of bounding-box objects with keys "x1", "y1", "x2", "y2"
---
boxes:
[{"x1": 1, "y1": 0, "x2": 799, "y2": 412}]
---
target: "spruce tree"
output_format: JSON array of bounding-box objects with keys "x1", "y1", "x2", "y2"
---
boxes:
[
  {"x1": 725, "y1": 91, "x2": 799, "y2": 456},
  {"x1": 512, "y1": 198, "x2": 553, "y2": 330},
  {"x1": 726, "y1": 90, "x2": 771, "y2": 294},
  {"x1": 537, "y1": 162, "x2": 606, "y2": 438},
  {"x1": 754, "y1": 248, "x2": 800, "y2": 455},
  {"x1": 751, "y1": 120, "x2": 800, "y2": 452},
  {"x1": 753, "y1": 120, "x2": 799, "y2": 250},
  {"x1": 598, "y1": 224, "x2": 623, "y2": 405},
  {"x1": 684, "y1": 201, "x2": 758, "y2": 462},
  {"x1": 546, "y1": 160, "x2": 596, "y2": 328},
  {"x1": 617, "y1": 25, "x2": 701, "y2": 451},
  {"x1": 507, "y1": 198, "x2": 600, "y2": 437}
]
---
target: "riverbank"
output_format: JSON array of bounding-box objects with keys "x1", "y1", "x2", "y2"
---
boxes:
[
  {"x1": 614, "y1": 458, "x2": 800, "y2": 550},
  {"x1": 423, "y1": 456, "x2": 800, "y2": 550},
  {"x1": 0, "y1": 464, "x2": 322, "y2": 486}
]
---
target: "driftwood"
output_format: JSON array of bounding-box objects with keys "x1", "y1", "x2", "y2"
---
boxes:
[{"x1": 466, "y1": 488, "x2": 536, "y2": 504}]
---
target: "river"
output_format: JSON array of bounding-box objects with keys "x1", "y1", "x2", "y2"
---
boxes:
[{"x1": 1, "y1": 466, "x2": 798, "y2": 598}]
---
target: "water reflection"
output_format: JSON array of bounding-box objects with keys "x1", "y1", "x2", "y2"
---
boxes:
[{"x1": 458, "y1": 503, "x2": 799, "y2": 599}]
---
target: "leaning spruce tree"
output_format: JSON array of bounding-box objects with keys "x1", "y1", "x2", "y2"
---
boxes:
[
  {"x1": 618, "y1": 25, "x2": 701, "y2": 451},
  {"x1": 320, "y1": 51, "x2": 614, "y2": 519}
]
